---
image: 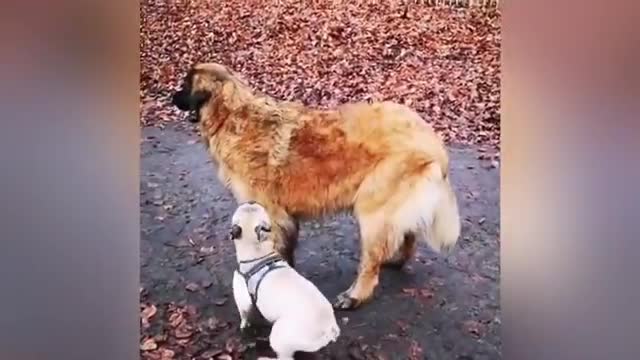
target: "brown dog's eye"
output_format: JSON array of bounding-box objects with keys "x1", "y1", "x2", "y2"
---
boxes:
[{"x1": 230, "y1": 224, "x2": 242, "y2": 240}]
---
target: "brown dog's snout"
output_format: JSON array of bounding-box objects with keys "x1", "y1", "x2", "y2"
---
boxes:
[
  {"x1": 171, "y1": 90, "x2": 191, "y2": 111},
  {"x1": 171, "y1": 90, "x2": 212, "y2": 125}
]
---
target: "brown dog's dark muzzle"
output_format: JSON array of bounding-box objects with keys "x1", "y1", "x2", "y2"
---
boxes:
[
  {"x1": 171, "y1": 90, "x2": 191, "y2": 111},
  {"x1": 171, "y1": 89, "x2": 212, "y2": 124}
]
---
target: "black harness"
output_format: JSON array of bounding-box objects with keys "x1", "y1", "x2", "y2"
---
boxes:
[{"x1": 236, "y1": 252, "x2": 288, "y2": 306}]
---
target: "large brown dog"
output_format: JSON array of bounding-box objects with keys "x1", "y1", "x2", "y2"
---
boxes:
[{"x1": 171, "y1": 63, "x2": 461, "y2": 309}]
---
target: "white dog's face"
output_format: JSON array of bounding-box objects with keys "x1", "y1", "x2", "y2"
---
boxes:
[{"x1": 230, "y1": 201, "x2": 272, "y2": 243}]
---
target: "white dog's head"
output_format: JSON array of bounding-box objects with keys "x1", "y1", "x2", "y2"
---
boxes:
[{"x1": 230, "y1": 201, "x2": 272, "y2": 243}]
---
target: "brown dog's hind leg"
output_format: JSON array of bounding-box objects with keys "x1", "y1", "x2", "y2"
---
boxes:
[{"x1": 382, "y1": 232, "x2": 417, "y2": 270}]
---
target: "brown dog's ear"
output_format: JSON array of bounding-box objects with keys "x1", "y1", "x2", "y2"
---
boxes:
[{"x1": 196, "y1": 63, "x2": 232, "y2": 82}]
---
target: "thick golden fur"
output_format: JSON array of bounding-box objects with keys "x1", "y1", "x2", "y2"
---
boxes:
[{"x1": 172, "y1": 63, "x2": 461, "y2": 309}]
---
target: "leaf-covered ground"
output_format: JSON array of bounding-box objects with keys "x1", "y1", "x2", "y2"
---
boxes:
[
  {"x1": 140, "y1": 1, "x2": 501, "y2": 359},
  {"x1": 140, "y1": 0, "x2": 501, "y2": 152}
]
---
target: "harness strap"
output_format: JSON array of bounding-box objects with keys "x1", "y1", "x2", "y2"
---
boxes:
[
  {"x1": 238, "y1": 252, "x2": 274, "y2": 265},
  {"x1": 237, "y1": 253, "x2": 288, "y2": 306},
  {"x1": 251, "y1": 262, "x2": 287, "y2": 305}
]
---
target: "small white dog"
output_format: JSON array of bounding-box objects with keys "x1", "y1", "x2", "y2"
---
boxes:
[{"x1": 230, "y1": 201, "x2": 340, "y2": 360}]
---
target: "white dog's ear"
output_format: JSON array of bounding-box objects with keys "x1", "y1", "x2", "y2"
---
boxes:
[
  {"x1": 230, "y1": 224, "x2": 242, "y2": 240},
  {"x1": 254, "y1": 221, "x2": 271, "y2": 241}
]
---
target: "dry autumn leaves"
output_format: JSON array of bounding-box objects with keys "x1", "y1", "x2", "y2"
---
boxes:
[
  {"x1": 140, "y1": 0, "x2": 500, "y2": 156},
  {"x1": 140, "y1": 301, "x2": 240, "y2": 360}
]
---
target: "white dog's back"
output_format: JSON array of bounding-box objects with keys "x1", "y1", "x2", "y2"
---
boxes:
[
  {"x1": 257, "y1": 268, "x2": 340, "y2": 353},
  {"x1": 258, "y1": 267, "x2": 337, "y2": 327}
]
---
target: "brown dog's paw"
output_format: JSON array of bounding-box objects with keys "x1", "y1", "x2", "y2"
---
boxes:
[{"x1": 333, "y1": 292, "x2": 362, "y2": 310}]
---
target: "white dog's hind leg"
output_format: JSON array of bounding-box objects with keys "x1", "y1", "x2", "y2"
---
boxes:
[
  {"x1": 265, "y1": 320, "x2": 297, "y2": 360},
  {"x1": 257, "y1": 355, "x2": 293, "y2": 360},
  {"x1": 266, "y1": 317, "x2": 334, "y2": 359}
]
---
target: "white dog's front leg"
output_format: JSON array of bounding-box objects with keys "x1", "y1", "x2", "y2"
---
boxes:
[
  {"x1": 240, "y1": 314, "x2": 249, "y2": 330},
  {"x1": 232, "y1": 271, "x2": 253, "y2": 330},
  {"x1": 240, "y1": 319, "x2": 249, "y2": 331}
]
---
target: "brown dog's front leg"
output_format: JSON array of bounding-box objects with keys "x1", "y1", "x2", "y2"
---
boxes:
[
  {"x1": 333, "y1": 246, "x2": 383, "y2": 310},
  {"x1": 334, "y1": 215, "x2": 388, "y2": 310}
]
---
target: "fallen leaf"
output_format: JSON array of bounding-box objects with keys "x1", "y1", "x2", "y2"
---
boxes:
[
  {"x1": 223, "y1": 337, "x2": 241, "y2": 355},
  {"x1": 382, "y1": 333, "x2": 399, "y2": 341},
  {"x1": 184, "y1": 304, "x2": 198, "y2": 317},
  {"x1": 157, "y1": 348, "x2": 175, "y2": 359},
  {"x1": 200, "y1": 348, "x2": 223, "y2": 359},
  {"x1": 168, "y1": 312, "x2": 184, "y2": 328},
  {"x1": 141, "y1": 304, "x2": 157, "y2": 320},
  {"x1": 153, "y1": 333, "x2": 167, "y2": 343},
  {"x1": 141, "y1": 303, "x2": 158, "y2": 329},
  {"x1": 396, "y1": 320, "x2": 410, "y2": 335},
  {"x1": 463, "y1": 320, "x2": 484, "y2": 338},
  {"x1": 205, "y1": 316, "x2": 223, "y2": 330},
  {"x1": 214, "y1": 297, "x2": 227, "y2": 306},
  {"x1": 200, "y1": 246, "x2": 215, "y2": 254},
  {"x1": 419, "y1": 289, "x2": 434, "y2": 299},
  {"x1": 408, "y1": 340, "x2": 423, "y2": 360},
  {"x1": 140, "y1": 337, "x2": 158, "y2": 351},
  {"x1": 347, "y1": 341, "x2": 366, "y2": 360},
  {"x1": 402, "y1": 288, "x2": 417, "y2": 296},
  {"x1": 176, "y1": 338, "x2": 190, "y2": 346},
  {"x1": 174, "y1": 324, "x2": 193, "y2": 339},
  {"x1": 185, "y1": 282, "x2": 199, "y2": 292}
]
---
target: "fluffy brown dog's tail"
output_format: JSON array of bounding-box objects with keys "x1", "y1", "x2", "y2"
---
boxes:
[
  {"x1": 427, "y1": 177, "x2": 461, "y2": 254},
  {"x1": 389, "y1": 163, "x2": 461, "y2": 255}
]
